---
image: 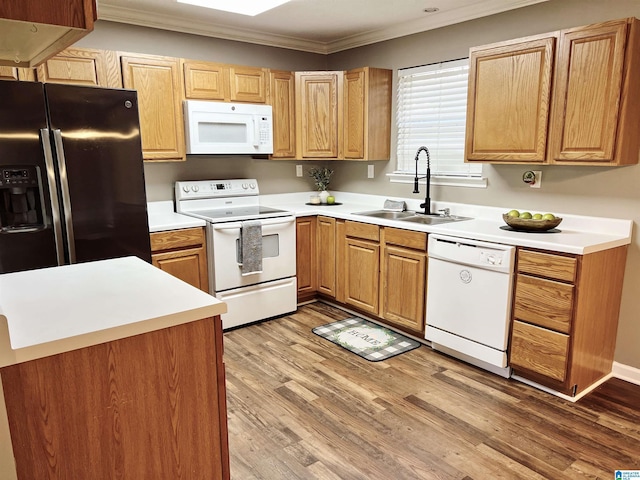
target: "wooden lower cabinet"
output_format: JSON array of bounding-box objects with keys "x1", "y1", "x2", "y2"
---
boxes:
[
  {"x1": 296, "y1": 216, "x2": 317, "y2": 302},
  {"x1": 509, "y1": 246, "x2": 628, "y2": 395},
  {"x1": 379, "y1": 227, "x2": 428, "y2": 336},
  {"x1": 344, "y1": 221, "x2": 380, "y2": 315},
  {"x1": 1, "y1": 317, "x2": 229, "y2": 480},
  {"x1": 150, "y1": 227, "x2": 209, "y2": 292},
  {"x1": 317, "y1": 216, "x2": 337, "y2": 297}
]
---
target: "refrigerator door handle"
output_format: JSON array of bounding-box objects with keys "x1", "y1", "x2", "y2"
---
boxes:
[
  {"x1": 52, "y1": 129, "x2": 76, "y2": 263},
  {"x1": 40, "y1": 128, "x2": 66, "y2": 265}
]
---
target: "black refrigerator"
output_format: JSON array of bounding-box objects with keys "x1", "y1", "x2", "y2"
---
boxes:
[{"x1": 0, "y1": 81, "x2": 152, "y2": 274}]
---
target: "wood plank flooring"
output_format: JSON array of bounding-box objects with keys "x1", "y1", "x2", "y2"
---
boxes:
[{"x1": 223, "y1": 302, "x2": 640, "y2": 479}]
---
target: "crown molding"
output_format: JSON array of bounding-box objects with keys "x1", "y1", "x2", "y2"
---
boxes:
[
  {"x1": 328, "y1": 0, "x2": 549, "y2": 53},
  {"x1": 97, "y1": 4, "x2": 332, "y2": 54},
  {"x1": 98, "y1": 0, "x2": 549, "y2": 55}
]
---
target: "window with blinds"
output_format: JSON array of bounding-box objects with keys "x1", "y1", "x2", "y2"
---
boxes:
[{"x1": 396, "y1": 58, "x2": 482, "y2": 178}]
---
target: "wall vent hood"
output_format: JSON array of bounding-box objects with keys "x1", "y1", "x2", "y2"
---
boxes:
[{"x1": 0, "y1": 0, "x2": 96, "y2": 68}]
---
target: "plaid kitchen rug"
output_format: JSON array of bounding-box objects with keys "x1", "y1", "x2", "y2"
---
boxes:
[{"x1": 312, "y1": 317, "x2": 421, "y2": 362}]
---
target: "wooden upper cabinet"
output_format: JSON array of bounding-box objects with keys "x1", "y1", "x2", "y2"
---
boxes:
[
  {"x1": 549, "y1": 18, "x2": 640, "y2": 165},
  {"x1": 344, "y1": 67, "x2": 392, "y2": 160},
  {"x1": 183, "y1": 60, "x2": 267, "y2": 103},
  {"x1": 120, "y1": 53, "x2": 186, "y2": 162},
  {"x1": 229, "y1": 65, "x2": 268, "y2": 103},
  {"x1": 36, "y1": 47, "x2": 121, "y2": 88},
  {"x1": 0, "y1": 0, "x2": 96, "y2": 68},
  {"x1": 183, "y1": 60, "x2": 228, "y2": 100},
  {"x1": 465, "y1": 35, "x2": 555, "y2": 163},
  {"x1": 295, "y1": 71, "x2": 344, "y2": 159},
  {"x1": 269, "y1": 70, "x2": 296, "y2": 158},
  {"x1": 466, "y1": 17, "x2": 640, "y2": 166},
  {"x1": 0, "y1": 66, "x2": 34, "y2": 81}
]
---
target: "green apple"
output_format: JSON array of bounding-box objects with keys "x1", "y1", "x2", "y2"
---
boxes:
[
  {"x1": 542, "y1": 213, "x2": 556, "y2": 220},
  {"x1": 519, "y1": 211, "x2": 532, "y2": 219},
  {"x1": 326, "y1": 196, "x2": 336, "y2": 204},
  {"x1": 532, "y1": 213, "x2": 543, "y2": 220},
  {"x1": 507, "y1": 209, "x2": 520, "y2": 217}
]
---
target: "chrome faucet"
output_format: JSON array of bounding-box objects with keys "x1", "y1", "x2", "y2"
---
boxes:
[{"x1": 413, "y1": 146, "x2": 432, "y2": 215}]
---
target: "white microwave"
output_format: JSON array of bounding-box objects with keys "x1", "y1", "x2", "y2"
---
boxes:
[{"x1": 184, "y1": 100, "x2": 273, "y2": 155}]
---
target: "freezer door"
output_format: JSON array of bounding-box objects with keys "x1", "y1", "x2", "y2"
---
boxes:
[
  {"x1": 0, "y1": 81, "x2": 61, "y2": 273},
  {"x1": 45, "y1": 84, "x2": 152, "y2": 264}
]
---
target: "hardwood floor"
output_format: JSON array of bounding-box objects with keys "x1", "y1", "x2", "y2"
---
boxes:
[{"x1": 223, "y1": 302, "x2": 640, "y2": 479}]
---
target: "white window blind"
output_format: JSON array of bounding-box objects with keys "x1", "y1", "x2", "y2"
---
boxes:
[{"x1": 396, "y1": 58, "x2": 481, "y2": 178}]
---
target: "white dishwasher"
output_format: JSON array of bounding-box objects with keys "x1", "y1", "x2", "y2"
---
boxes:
[{"x1": 425, "y1": 234, "x2": 515, "y2": 377}]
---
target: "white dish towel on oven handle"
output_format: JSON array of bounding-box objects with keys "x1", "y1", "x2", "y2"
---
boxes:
[{"x1": 240, "y1": 220, "x2": 263, "y2": 275}]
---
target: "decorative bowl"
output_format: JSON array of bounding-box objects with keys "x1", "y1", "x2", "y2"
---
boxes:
[{"x1": 502, "y1": 213, "x2": 563, "y2": 232}]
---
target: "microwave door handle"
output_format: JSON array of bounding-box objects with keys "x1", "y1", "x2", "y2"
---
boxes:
[
  {"x1": 40, "y1": 128, "x2": 65, "y2": 265},
  {"x1": 252, "y1": 117, "x2": 259, "y2": 147}
]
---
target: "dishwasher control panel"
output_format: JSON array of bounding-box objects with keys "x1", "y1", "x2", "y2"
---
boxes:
[{"x1": 427, "y1": 234, "x2": 515, "y2": 273}]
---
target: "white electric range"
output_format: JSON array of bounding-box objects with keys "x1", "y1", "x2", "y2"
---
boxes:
[{"x1": 176, "y1": 179, "x2": 297, "y2": 329}]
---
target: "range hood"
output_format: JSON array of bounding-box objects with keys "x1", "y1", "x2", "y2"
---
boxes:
[{"x1": 0, "y1": 0, "x2": 96, "y2": 68}]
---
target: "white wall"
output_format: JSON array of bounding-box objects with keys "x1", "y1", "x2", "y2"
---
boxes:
[{"x1": 78, "y1": 0, "x2": 640, "y2": 370}]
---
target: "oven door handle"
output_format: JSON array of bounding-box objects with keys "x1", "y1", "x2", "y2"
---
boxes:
[{"x1": 210, "y1": 216, "x2": 295, "y2": 231}]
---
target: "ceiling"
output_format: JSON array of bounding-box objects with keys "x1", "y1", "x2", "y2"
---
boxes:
[{"x1": 97, "y1": 0, "x2": 549, "y2": 54}]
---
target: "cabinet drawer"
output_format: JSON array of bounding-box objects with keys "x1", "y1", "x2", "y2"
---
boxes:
[
  {"x1": 518, "y1": 249, "x2": 577, "y2": 282},
  {"x1": 513, "y1": 274, "x2": 574, "y2": 333},
  {"x1": 345, "y1": 221, "x2": 380, "y2": 241},
  {"x1": 511, "y1": 320, "x2": 569, "y2": 382},
  {"x1": 383, "y1": 227, "x2": 427, "y2": 251},
  {"x1": 150, "y1": 227, "x2": 205, "y2": 252}
]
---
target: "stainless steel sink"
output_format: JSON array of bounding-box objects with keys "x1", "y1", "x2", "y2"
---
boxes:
[
  {"x1": 352, "y1": 210, "x2": 418, "y2": 220},
  {"x1": 399, "y1": 214, "x2": 473, "y2": 225}
]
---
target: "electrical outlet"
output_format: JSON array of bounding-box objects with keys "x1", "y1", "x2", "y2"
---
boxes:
[
  {"x1": 530, "y1": 170, "x2": 542, "y2": 188},
  {"x1": 296, "y1": 165, "x2": 303, "y2": 177},
  {"x1": 367, "y1": 164, "x2": 374, "y2": 178}
]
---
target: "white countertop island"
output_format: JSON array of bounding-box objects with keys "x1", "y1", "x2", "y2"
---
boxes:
[
  {"x1": 0, "y1": 256, "x2": 226, "y2": 367},
  {"x1": 0, "y1": 257, "x2": 228, "y2": 480}
]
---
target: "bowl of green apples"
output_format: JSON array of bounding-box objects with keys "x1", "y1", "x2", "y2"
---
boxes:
[{"x1": 503, "y1": 210, "x2": 562, "y2": 232}]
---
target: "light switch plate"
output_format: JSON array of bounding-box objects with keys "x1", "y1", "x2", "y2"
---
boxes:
[
  {"x1": 367, "y1": 164, "x2": 374, "y2": 178},
  {"x1": 296, "y1": 165, "x2": 303, "y2": 177}
]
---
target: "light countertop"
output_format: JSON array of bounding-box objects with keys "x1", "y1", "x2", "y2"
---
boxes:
[
  {"x1": 259, "y1": 192, "x2": 633, "y2": 255},
  {"x1": 147, "y1": 200, "x2": 206, "y2": 232},
  {"x1": 0, "y1": 256, "x2": 226, "y2": 367}
]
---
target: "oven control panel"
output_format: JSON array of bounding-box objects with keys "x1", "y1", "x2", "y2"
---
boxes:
[{"x1": 176, "y1": 179, "x2": 259, "y2": 200}]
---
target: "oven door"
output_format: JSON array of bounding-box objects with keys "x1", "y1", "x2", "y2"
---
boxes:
[{"x1": 208, "y1": 215, "x2": 296, "y2": 292}]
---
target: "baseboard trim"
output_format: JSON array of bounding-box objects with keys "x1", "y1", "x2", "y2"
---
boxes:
[{"x1": 612, "y1": 362, "x2": 640, "y2": 385}]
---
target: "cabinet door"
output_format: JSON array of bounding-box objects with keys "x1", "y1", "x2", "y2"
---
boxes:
[
  {"x1": 183, "y1": 60, "x2": 228, "y2": 100},
  {"x1": 150, "y1": 227, "x2": 209, "y2": 291},
  {"x1": 121, "y1": 54, "x2": 185, "y2": 162},
  {"x1": 466, "y1": 36, "x2": 555, "y2": 163},
  {"x1": 269, "y1": 70, "x2": 296, "y2": 158},
  {"x1": 316, "y1": 216, "x2": 336, "y2": 297},
  {"x1": 296, "y1": 216, "x2": 317, "y2": 301},
  {"x1": 548, "y1": 20, "x2": 628, "y2": 164},
  {"x1": 344, "y1": 68, "x2": 365, "y2": 159},
  {"x1": 380, "y1": 244, "x2": 426, "y2": 335},
  {"x1": 229, "y1": 66, "x2": 267, "y2": 103},
  {"x1": 0, "y1": 66, "x2": 35, "y2": 81},
  {"x1": 344, "y1": 237, "x2": 379, "y2": 314},
  {"x1": 295, "y1": 71, "x2": 343, "y2": 159},
  {"x1": 36, "y1": 47, "x2": 121, "y2": 88},
  {"x1": 511, "y1": 320, "x2": 569, "y2": 382},
  {"x1": 152, "y1": 246, "x2": 209, "y2": 291}
]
